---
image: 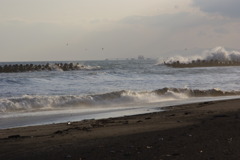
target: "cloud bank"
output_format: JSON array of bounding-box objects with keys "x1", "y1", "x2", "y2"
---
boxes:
[{"x1": 193, "y1": 0, "x2": 240, "y2": 18}]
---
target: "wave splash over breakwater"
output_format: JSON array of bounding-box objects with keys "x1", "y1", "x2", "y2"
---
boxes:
[
  {"x1": 162, "y1": 47, "x2": 240, "y2": 67},
  {"x1": 1, "y1": 88, "x2": 240, "y2": 113}
]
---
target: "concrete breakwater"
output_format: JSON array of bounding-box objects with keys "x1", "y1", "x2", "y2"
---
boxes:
[
  {"x1": 164, "y1": 60, "x2": 240, "y2": 68},
  {"x1": 0, "y1": 63, "x2": 85, "y2": 73}
]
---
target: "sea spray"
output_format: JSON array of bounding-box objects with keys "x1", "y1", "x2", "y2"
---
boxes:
[
  {"x1": 161, "y1": 46, "x2": 240, "y2": 64},
  {"x1": 204, "y1": 46, "x2": 240, "y2": 62}
]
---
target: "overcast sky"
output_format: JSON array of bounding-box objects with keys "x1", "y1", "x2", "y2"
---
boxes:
[{"x1": 1, "y1": 0, "x2": 240, "y2": 61}]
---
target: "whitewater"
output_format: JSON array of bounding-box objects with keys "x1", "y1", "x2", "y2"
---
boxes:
[{"x1": 1, "y1": 48, "x2": 240, "y2": 128}]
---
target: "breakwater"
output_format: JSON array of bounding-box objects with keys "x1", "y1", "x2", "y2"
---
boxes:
[
  {"x1": 0, "y1": 63, "x2": 85, "y2": 73},
  {"x1": 164, "y1": 60, "x2": 240, "y2": 68}
]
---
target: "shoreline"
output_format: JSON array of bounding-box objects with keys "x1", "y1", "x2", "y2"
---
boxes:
[
  {"x1": 1, "y1": 96, "x2": 239, "y2": 129},
  {"x1": 1, "y1": 98, "x2": 240, "y2": 159}
]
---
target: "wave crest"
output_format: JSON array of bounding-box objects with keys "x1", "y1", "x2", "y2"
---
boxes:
[
  {"x1": 154, "y1": 88, "x2": 240, "y2": 97},
  {"x1": 1, "y1": 88, "x2": 240, "y2": 113}
]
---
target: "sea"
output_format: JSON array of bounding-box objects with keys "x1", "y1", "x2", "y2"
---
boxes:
[{"x1": 1, "y1": 58, "x2": 240, "y2": 129}]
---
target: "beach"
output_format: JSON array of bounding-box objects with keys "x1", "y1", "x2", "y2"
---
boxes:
[
  {"x1": 1, "y1": 98, "x2": 240, "y2": 160},
  {"x1": 2, "y1": 0, "x2": 240, "y2": 159}
]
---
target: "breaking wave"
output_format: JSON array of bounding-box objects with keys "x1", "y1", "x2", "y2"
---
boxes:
[
  {"x1": 1, "y1": 88, "x2": 240, "y2": 113},
  {"x1": 161, "y1": 46, "x2": 240, "y2": 64},
  {"x1": 154, "y1": 88, "x2": 240, "y2": 97},
  {"x1": 46, "y1": 63, "x2": 101, "y2": 71}
]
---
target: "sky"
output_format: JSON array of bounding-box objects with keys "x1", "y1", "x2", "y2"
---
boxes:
[{"x1": 1, "y1": 0, "x2": 240, "y2": 61}]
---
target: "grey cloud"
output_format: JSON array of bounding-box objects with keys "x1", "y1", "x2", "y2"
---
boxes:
[
  {"x1": 193, "y1": 0, "x2": 240, "y2": 18},
  {"x1": 214, "y1": 28, "x2": 229, "y2": 34},
  {"x1": 121, "y1": 12, "x2": 228, "y2": 30},
  {"x1": 122, "y1": 12, "x2": 200, "y2": 29}
]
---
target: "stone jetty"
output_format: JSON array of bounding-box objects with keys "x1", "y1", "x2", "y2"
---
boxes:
[
  {"x1": 0, "y1": 63, "x2": 85, "y2": 73},
  {"x1": 164, "y1": 59, "x2": 240, "y2": 68}
]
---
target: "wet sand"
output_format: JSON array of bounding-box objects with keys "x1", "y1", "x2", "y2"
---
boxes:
[{"x1": 1, "y1": 98, "x2": 240, "y2": 160}]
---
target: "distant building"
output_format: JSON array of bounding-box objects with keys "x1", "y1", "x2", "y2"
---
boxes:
[{"x1": 138, "y1": 55, "x2": 145, "y2": 60}]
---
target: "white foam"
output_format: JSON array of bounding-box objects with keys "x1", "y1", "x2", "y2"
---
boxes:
[
  {"x1": 43, "y1": 63, "x2": 101, "y2": 71},
  {"x1": 1, "y1": 87, "x2": 240, "y2": 113},
  {"x1": 161, "y1": 46, "x2": 240, "y2": 64},
  {"x1": 0, "y1": 90, "x2": 189, "y2": 113},
  {"x1": 163, "y1": 55, "x2": 202, "y2": 64},
  {"x1": 1, "y1": 95, "x2": 240, "y2": 129},
  {"x1": 121, "y1": 90, "x2": 188, "y2": 104},
  {"x1": 204, "y1": 46, "x2": 240, "y2": 62},
  {"x1": 76, "y1": 64, "x2": 101, "y2": 70}
]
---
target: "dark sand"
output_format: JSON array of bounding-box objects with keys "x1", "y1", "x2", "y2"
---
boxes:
[{"x1": 1, "y1": 98, "x2": 240, "y2": 160}]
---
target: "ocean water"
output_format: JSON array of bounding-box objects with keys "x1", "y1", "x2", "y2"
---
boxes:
[{"x1": 1, "y1": 59, "x2": 240, "y2": 128}]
